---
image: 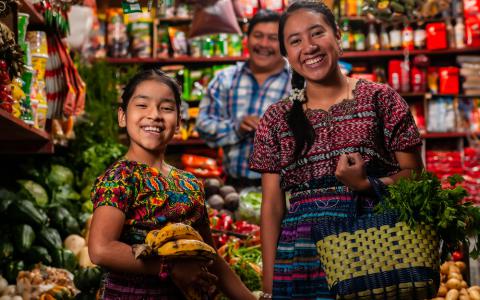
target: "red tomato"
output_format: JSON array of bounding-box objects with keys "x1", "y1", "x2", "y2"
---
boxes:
[{"x1": 452, "y1": 250, "x2": 463, "y2": 261}]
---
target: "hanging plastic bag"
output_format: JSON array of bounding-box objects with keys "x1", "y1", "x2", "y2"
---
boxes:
[{"x1": 189, "y1": 0, "x2": 242, "y2": 38}]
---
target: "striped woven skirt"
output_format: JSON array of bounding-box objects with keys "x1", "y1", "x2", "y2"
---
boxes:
[
  {"x1": 100, "y1": 272, "x2": 186, "y2": 300},
  {"x1": 273, "y1": 177, "x2": 375, "y2": 299}
]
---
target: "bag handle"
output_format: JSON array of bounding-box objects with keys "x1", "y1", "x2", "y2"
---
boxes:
[{"x1": 350, "y1": 176, "x2": 388, "y2": 218}]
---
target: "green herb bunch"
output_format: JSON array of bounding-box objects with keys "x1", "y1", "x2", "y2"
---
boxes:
[{"x1": 376, "y1": 171, "x2": 480, "y2": 260}]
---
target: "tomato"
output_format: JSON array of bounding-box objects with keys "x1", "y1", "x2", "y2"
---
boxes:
[
  {"x1": 452, "y1": 250, "x2": 463, "y2": 261},
  {"x1": 0, "y1": 60, "x2": 7, "y2": 71}
]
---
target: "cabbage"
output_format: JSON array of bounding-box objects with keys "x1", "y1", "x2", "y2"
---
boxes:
[
  {"x1": 18, "y1": 180, "x2": 49, "y2": 207},
  {"x1": 237, "y1": 188, "x2": 262, "y2": 224},
  {"x1": 47, "y1": 165, "x2": 74, "y2": 188}
]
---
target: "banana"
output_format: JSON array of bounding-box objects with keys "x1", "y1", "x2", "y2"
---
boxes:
[
  {"x1": 157, "y1": 239, "x2": 216, "y2": 260},
  {"x1": 145, "y1": 223, "x2": 204, "y2": 249}
]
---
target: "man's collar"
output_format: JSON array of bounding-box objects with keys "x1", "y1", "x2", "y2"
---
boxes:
[{"x1": 241, "y1": 58, "x2": 290, "y2": 76}]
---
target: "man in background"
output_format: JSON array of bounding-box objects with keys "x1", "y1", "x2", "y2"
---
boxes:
[{"x1": 196, "y1": 9, "x2": 290, "y2": 188}]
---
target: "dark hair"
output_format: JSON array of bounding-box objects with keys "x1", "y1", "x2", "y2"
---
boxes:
[
  {"x1": 279, "y1": 1, "x2": 337, "y2": 160},
  {"x1": 247, "y1": 9, "x2": 281, "y2": 36},
  {"x1": 120, "y1": 68, "x2": 182, "y2": 115}
]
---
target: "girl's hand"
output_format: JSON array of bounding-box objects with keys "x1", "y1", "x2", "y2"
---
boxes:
[
  {"x1": 170, "y1": 259, "x2": 218, "y2": 295},
  {"x1": 335, "y1": 153, "x2": 369, "y2": 191}
]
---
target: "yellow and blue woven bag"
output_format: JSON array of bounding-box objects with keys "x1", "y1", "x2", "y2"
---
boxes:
[{"x1": 312, "y1": 177, "x2": 440, "y2": 299}]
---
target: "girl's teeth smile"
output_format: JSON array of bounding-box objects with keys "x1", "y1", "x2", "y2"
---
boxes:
[
  {"x1": 305, "y1": 56, "x2": 325, "y2": 65},
  {"x1": 143, "y1": 126, "x2": 162, "y2": 133}
]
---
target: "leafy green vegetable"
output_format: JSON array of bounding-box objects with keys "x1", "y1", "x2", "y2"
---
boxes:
[
  {"x1": 377, "y1": 171, "x2": 480, "y2": 260},
  {"x1": 18, "y1": 180, "x2": 49, "y2": 207},
  {"x1": 47, "y1": 165, "x2": 74, "y2": 188}
]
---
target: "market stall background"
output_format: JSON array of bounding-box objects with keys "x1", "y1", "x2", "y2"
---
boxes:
[{"x1": 0, "y1": 0, "x2": 480, "y2": 299}]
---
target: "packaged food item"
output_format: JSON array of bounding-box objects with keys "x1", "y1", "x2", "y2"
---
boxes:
[
  {"x1": 168, "y1": 26, "x2": 189, "y2": 57},
  {"x1": 367, "y1": 23, "x2": 380, "y2": 51},
  {"x1": 189, "y1": 0, "x2": 242, "y2": 38},
  {"x1": 427, "y1": 67, "x2": 439, "y2": 94},
  {"x1": 426, "y1": 22, "x2": 447, "y2": 50},
  {"x1": 126, "y1": 10, "x2": 153, "y2": 58},
  {"x1": 354, "y1": 31, "x2": 366, "y2": 51},
  {"x1": 121, "y1": 0, "x2": 142, "y2": 14},
  {"x1": 439, "y1": 67, "x2": 460, "y2": 94},
  {"x1": 389, "y1": 25, "x2": 402, "y2": 50},
  {"x1": 26, "y1": 31, "x2": 48, "y2": 56},
  {"x1": 465, "y1": 16, "x2": 480, "y2": 47},
  {"x1": 414, "y1": 24, "x2": 426, "y2": 49},
  {"x1": 402, "y1": 24, "x2": 414, "y2": 50},
  {"x1": 107, "y1": 8, "x2": 129, "y2": 58},
  {"x1": 455, "y1": 17, "x2": 466, "y2": 48},
  {"x1": 156, "y1": 26, "x2": 170, "y2": 58},
  {"x1": 17, "y1": 13, "x2": 29, "y2": 43}
]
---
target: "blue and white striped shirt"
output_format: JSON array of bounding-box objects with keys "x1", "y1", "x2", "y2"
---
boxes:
[{"x1": 196, "y1": 61, "x2": 291, "y2": 179}]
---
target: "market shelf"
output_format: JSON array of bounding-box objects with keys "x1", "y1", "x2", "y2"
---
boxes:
[
  {"x1": 105, "y1": 56, "x2": 248, "y2": 65},
  {"x1": 18, "y1": 0, "x2": 44, "y2": 27},
  {"x1": 421, "y1": 132, "x2": 468, "y2": 139},
  {"x1": 342, "y1": 47, "x2": 480, "y2": 58},
  {"x1": 169, "y1": 138, "x2": 207, "y2": 146},
  {"x1": 0, "y1": 109, "x2": 53, "y2": 154}
]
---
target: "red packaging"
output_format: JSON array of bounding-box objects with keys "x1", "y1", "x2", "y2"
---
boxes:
[
  {"x1": 439, "y1": 67, "x2": 459, "y2": 95},
  {"x1": 426, "y1": 23, "x2": 448, "y2": 50},
  {"x1": 466, "y1": 16, "x2": 480, "y2": 47},
  {"x1": 411, "y1": 65, "x2": 427, "y2": 93},
  {"x1": 351, "y1": 73, "x2": 377, "y2": 82},
  {"x1": 388, "y1": 60, "x2": 410, "y2": 92},
  {"x1": 464, "y1": 0, "x2": 480, "y2": 17}
]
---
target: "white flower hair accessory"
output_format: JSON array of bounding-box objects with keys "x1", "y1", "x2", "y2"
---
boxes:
[{"x1": 289, "y1": 88, "x2": 306, "y2": 103}]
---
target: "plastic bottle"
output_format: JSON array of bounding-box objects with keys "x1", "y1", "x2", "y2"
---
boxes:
[
  {"x1": 414, "y1": 24, "x2": 426, "y2": 49},
  {"x1": 367, "y1": 23, "x2": 380, "y2": 50},
  {"x1": 402, "y1": 24, "x2": 414, "y2": 50},
  {"x1": 447, "y1": 18, "x2": 456, "y2": 49},
  {"x1": 341, "y1": 20, "x2": 352, "y2": 50},
  {"x1": 380, "y1": 24, "x2": 390, "y2": 50},
  {"x1": 389, "y1": 25, "x2": 402, "y2": 50},
  {"x1": 455, "y1": 17, "x2": 465, "y2": 49}
]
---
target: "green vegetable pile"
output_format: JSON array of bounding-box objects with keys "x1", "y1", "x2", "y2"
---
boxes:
[{"x1": 377, "y1": 171, "x2": 480, "y2": 260}]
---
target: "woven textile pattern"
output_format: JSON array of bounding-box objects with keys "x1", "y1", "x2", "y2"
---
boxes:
[
  {"x1": 249, "y1": 80, "x2": 423, "y2": 299},
  {"x1": 313, "y1": 212, "x2": 440, "y2": 299}
]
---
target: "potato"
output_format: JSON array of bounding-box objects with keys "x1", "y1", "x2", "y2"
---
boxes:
[
  {"x1": 461, "y1": 281, "x2": 469, "y2": 289},
  {"x1": 468, "y1": 289, "x2": 480, "y2": 300},
  {"x1": 450, "y1": 265, "x2": 462, "y2": 274},
  {"x1": 455, "y1": 261, "x2": 467, "y2": 272},
  {"x1": 469, "y1": 286, "x2": 480, "y2": 293},
  {"x1": 442, "y1": 262, "x2": 454, "y2": 275},
  {"x1": 446, "y1": 289, "x2": 459, "y2": 300},
  {"x1": 446, "y1": 278, "x2": 461, "y2": 290},
  {"x1": 460, "y1": 295, "x2": 471, "y2": 300},
  {"x1": 438, "y1": 285, "x2": 448, "y2": 297},
  {"x1": 461, "y1": 288, "x2": 469, "y2": 295},
  {"x1": 449, "y1": 272, "x2": 463, "y2": 281}
]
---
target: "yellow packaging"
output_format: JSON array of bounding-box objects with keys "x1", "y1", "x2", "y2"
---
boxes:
[
  {"x1": 36, "y1": 103, "x2": 48, "y2": 130},
  {"x1": 26, "y1": 31, "x2": 48, "y2": 56},
  {"x1": 31, "y1": 56, "x2": 48, "y2": 81}
]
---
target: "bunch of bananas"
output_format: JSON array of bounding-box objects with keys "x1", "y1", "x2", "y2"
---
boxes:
[{"x1": 135, "y1": 223, "x2": 216, "y2": 261}]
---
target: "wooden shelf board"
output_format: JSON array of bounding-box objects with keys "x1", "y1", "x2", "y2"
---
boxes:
[
  {"x1": 0, "y1": 109, "x2": 53, "y2": 154},
  {"x1": 0, "y1": 109, "x2": 50, "y2": 141},
  {"x1": 18, "y1": 0, "x2": 44, "y2": 26},
  {"x1": 105, "y1": 56, "x2": 248, "y2": 65},
  {"x1": 343, "y1": 47, "x2": 480, "y2": 58},
  {"x1": 421, "y1": 132, "x2": 467, "y2": 139}
]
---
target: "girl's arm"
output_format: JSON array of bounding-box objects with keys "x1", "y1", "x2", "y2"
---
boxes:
[
  {"x1": 88, "y1": 206, "x2": 161, "y2": 274},
  {"x1": 89, "y1": 206, "x2": 217, "y2": 292},
  {"x1": 260, "y1": 173, "x2": 286, "y2": 295},
  {"x1": 197, "y1": 222, "x2": 256, "y2": 300}
]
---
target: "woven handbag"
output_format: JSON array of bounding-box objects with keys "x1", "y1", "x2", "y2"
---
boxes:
[{"x1": 312, "y1": 177, "x2": 440, "y2": 300}]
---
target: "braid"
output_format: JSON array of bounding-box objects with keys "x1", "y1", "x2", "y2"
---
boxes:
[{"x1": 287, "y1": 70, "x2": 315, "y2": 160}]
